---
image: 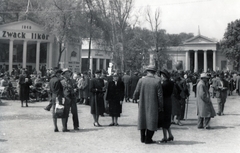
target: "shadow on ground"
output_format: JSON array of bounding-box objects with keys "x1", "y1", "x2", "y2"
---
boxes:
[
  {"x1": 0, "y1": 139, "x2": 8, "y2": 142},
  {"x1": 156, "y1": 140, "x2": 205, "y2": 145}
]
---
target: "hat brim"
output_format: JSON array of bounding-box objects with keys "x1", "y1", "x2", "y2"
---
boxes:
[{"x1": 61, "y1": 70, "x2": 71, "y2": 75}]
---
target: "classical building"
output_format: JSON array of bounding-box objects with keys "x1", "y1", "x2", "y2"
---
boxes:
[
  {"x1": 151, "y1": 34, "x2": 232, "y2": 72},
  {"x1": 0, "y1": 20, "x2": 112, "y2": 74}
]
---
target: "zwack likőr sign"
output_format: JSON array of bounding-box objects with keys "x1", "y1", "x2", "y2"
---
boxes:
[{"x1": 0, "y1": 30, "x2": 50, "y2": 41}]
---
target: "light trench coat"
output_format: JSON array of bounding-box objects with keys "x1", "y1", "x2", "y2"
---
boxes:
[
  {"x1": 197, "y1": 80, "x2": 216, "y2": 118},
  {"x1": 133, "y1": 75, "x2": 163, "y2": 131}
]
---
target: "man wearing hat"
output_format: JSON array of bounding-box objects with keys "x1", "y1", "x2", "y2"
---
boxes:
[
  {"x1": 61, "y1": 68, "x2": 79, "y2": 131},
  {"x1": 197, "y1": 73, "x2": 216, "y2": 129},
  {"x1": 212, "y1": 72, "x2": 228, "y2": 116},
  {"x1": 44, "y1": 68, "x2": 63, "y2": 111},
  {"x1": 44, "y1": 68, "x2": 65, "y2": 132},
  {"x1": 133, "y1": 65, "x2": 163, "y2": 144}
]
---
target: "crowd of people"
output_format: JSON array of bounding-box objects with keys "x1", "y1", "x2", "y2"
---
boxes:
[{"x1": 1, "y1": 65, "x2": 240, "y2": 144}]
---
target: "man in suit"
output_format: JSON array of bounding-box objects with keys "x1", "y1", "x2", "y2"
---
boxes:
[
  {"x1": 213, "y1": 72, "x2": 228, "y2": 116},
  {"x1": 197, "y1": 73, "x2": 216, "y2": 129}
]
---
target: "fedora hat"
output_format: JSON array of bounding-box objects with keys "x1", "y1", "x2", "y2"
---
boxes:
[
  {"x1": 145, "y1": 65, "x2": 157, "y2": 72},
  {"x1": 61, "y1": 68, "x2": 71, "y2": 75},
  {"x1": 160, "y1": 69, "x2": 170, "y2": 79},
  {"x1": 200, "y1": 73, "x2": 210, "y2": 78}
]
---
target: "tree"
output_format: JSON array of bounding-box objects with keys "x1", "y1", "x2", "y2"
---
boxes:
[
  {"x1": 145, "y1": 6, "x2": 170, "y2": 70},
  {"x1": 110, "y1": 0, "x2": 133, "y2": 72},
  {"x1": 220, "y1": 19, "x2": 240, "y2": 70},
  {"x1": 38, "y1": 0, "x2": 80, "y2": 68}
]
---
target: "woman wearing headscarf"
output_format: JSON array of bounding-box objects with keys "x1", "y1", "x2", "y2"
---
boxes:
[{"x1": 158, "y1": 69, "x2": 175, "y2": 143}]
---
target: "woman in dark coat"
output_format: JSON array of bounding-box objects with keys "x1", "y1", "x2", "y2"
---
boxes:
[
  {"x1": 159, "y1": 69, "x2": 175, "y2": 143},
  {"x1": 89, "y1": 70, "x2": 105, "y2": 127},
  {"x1": 171, "y1": 76, "x2": 183, "y2": 126},
  {"x1": 106, "y1": 74, "x2": 124, "y2": 126},
  {"x1": 19, "y1": 71, "x2": 32, "y2": 107}
]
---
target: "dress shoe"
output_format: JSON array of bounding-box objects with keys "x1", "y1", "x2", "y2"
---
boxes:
[
  {"x1": 114, "y1": 123, "x2": 119, "y2": 126},
  {"x1": 145, "y1": 139, "x2": 156, "y2": 144},
  {"x1": 74, "y1": 127, "x2": 79, "y2": 130},
  {"x1": 167, "y1": 137, "x2": 174, "y2": 141},
  {"x1": 160, "y1": 138, "x2": 168, "y2": 143},
  {"x1": 44, "y1": 107, "x2": 50, "y2": 111},
  {"x1": 109, "y1": 123, "x2": 115, "y2": 126},
  {"x1": 97, "y1": 123, "x2": 102, "y2": 127},
  {"x1": 198, "y1": 126, "x2": 204, "y2": 129},
  {"x1": 205, "y1": 126, "x2": 212, "y2": 130},
  {"x1": 177, "y1": 121, "x2": 183, "y2": 126},
  {"x1": 93, "y1": 123, "x2": 98, "y2": 127},
  {"x1": 54, "y1": 128, "x2": 59, "y2": 132},
  {"x1": 62, "y1": 129, "x2": 70, "y2": 132}
]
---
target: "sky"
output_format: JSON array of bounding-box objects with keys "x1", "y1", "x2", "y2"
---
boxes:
[{"x1": 132, "y1": 0, "x2": 240, "y2": 41}]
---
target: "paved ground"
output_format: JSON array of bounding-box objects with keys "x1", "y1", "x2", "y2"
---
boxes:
[{"x1": 1, "y1": 91, "x2": 240, "y2": 153}]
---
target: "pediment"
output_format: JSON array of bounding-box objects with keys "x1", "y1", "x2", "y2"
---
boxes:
[
  {"x1": 0, "y1": 20, "x2": 44, "y2": 32},
  {"x1": 184, "y1": 35, "x2": 216, "y2": 44}
]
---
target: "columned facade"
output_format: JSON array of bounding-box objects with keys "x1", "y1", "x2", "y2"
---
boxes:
[
  {"x1": 161, "y1": 34, "x2": 229, "y2": 72},
  {"x1": 0, "y1": 20, "x2": 55, "y2": 74}
]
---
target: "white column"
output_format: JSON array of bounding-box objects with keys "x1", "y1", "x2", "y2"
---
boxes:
[
  {"x1": 194, "y1": 50, "x2": 198, "y2": 72},
  {"x1": 23, "y1": 40, "x2": 27, "y2": 69},
  {"x1": 48, "y1": 42, "x2": 53, "y2": 68},
  {"x1": 97, "y1": 58, "x2": 100, "y2": 70},
  {"x1": 185, "y1": 51, "x2": 189, "y2": 70},
  {"x1": 9, "y1": 39, "x2": 14, "y2": 74},
  {"x1": 204, "y1": 50, "x2": 207, "y2": 72},
  {"x1": 103, "y1": 59, "x2": 107, "y2": 70},
  {"x1": 36, "y1": 41, "x2": 40, "y2": 72},
  {"x1": 213, "y1": 50, "x2": 216, "y2": 71}
]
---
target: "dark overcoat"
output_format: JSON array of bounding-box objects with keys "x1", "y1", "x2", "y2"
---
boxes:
[
  {"x1": 19, "y1": 74, "x2": 32, "y2": 101},
  {"x1": 89, "y1": 78, "x2": 105, "y2": 115},
  {"x1": 122, "y1": 74, "x2": 131, "y2": 98},
  {"x1": 133, "y1": 75, "x2": 163, "y2": 131},
  {"x1": 129, "y1": 75, "x2": 139, "y2": 98},
  {"x1": 197, "y1": 80, "x2": 216, "y2": 117},
  {"x1": 158, "y1": 80, "x2": 174, "y2": 128},
  {"x1": 106, "y1": 80, "x2": 124, "y2": 117}
]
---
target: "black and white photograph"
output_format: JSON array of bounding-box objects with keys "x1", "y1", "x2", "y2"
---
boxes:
[{"x1": 0, "y1": 0, "x2": 240, "y2": 152}]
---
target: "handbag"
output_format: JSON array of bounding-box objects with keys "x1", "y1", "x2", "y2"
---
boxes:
[{"x1": 55, "y1": 98, "x2": 65, "y2": 118}]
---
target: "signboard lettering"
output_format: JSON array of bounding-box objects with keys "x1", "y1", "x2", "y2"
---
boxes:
[{"x1": 1, "y1": 30, "x2": 50, "y2": 40}]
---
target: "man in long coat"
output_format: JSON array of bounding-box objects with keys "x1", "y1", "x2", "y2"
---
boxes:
[
  {"x1": 197, "y1": 73, "x2": 216, "y2": 129},
  {"x1": 133, "y1": 65, "x2": 163, "y2": 144},
  {"x1": 122, "y1": 72, "x2": 131, "y2": 102}
]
